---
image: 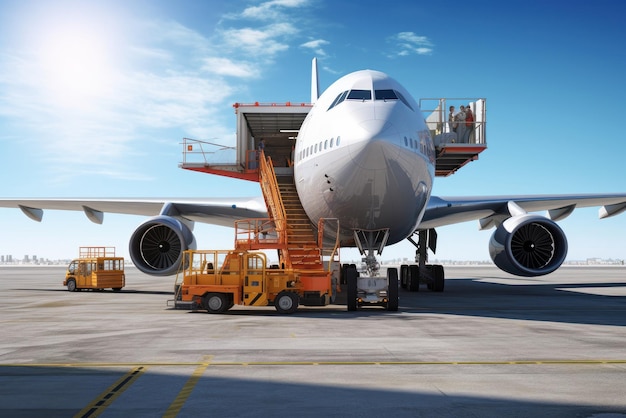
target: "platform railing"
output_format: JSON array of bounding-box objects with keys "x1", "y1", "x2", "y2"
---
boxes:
[{"x1": 180, "y1": 137, "x2": 237, "y2": 165}]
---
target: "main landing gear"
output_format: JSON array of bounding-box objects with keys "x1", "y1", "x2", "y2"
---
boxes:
[{"x1": 401, "y1": 229, "x2": 446, "y2": 293}]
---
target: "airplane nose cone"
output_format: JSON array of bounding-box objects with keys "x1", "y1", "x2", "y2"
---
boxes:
[{"x1": 348, "y1": 119, "x2": 400, "y2": 170}]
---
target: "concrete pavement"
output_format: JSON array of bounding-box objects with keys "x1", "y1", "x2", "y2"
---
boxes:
[{"x1": 1, "y1": 265, "x2": 625, "y2": 417}]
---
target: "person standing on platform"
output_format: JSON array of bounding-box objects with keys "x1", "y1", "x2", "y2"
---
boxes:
[
  {"x1": 455, "y1": 105, "x2": 466, "y2": 143},
  {"x1": 464, "y1": 105, "x2": 474, "y2": 143},
  {"x1": 448, "y1": 105, "x2": 456, "y2": 134}
]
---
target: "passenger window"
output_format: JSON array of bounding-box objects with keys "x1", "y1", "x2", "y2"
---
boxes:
[
  {"x1": 330, "y1": 137, "x2": 334, "y2": 147},
  {"x1": 336, "y1": 136, "x2": 341, "y2": 146}
]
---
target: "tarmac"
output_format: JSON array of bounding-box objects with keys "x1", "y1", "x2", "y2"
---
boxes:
[{"x1": 1, "y1": 264, "x2": 626, "y2": 417}]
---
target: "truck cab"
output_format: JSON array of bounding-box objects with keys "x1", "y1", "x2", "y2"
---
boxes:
[{"x1": 64, "y1": 247, "x2": 125, "y2": 292}]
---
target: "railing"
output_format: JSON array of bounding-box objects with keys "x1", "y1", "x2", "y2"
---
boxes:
[
  {"x1": 258, "y1": 151, "x2": 288, "y2": 237},
  {"x1": 419, "y1": 98, "x2": 487, "y2": 146},
  {"x1": 234, "y1": 218, "x2": 284, "y2": 250},
  {"x1": 318, "y1": 218, "x2": 341, "y2": 271},
  {"x1": 79, "y1": 246, "x2": 116, "y2": 258},
  {"x1": 233, "y1": 102, "x2": 312, "y2": 109},
  {"x1": 180, "y1": 137, "x2": 237, "y2": 165}
]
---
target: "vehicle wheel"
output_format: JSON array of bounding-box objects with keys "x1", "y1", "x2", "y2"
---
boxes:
[
  {"x1": 67, "y1": 279, "x2": 76, "y2": 292},
  {"x1": 274, "y1": 291, "x2": 299, "y2": 314},
  {"x1": 346, "y1": 267, "x2": 357, "y2": 311},
  {"x1": 203, "y1": 293, "x2": 229, "y2": 313},
  {"x1": 112, "y1": 288, "x2": 122, "y2": 292},
  {"x1": 387, "y1": 268, "x2": 399, "y2": 311},
  {"x1": 432, "y1": 264, "x2": 445, "y2": 292},
  {"x1": 400, "y1": 264, "x2": 408, "y2": 289},
  {"x1": 408, "y1": 265, "x2": 420, "y2": 292}
]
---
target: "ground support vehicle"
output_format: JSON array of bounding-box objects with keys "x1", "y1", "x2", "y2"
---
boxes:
[
  {"x1": 63, "y1": 247, "x2": 125, "y2": 292},
  {"x1": 173, "y1": 249, "x2": 313, "y2": 314},
  {"x1": 345, "y1": 265, "x2": 399, "y2": 312}
]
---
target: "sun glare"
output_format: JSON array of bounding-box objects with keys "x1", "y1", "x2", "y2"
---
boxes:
[
  {"x1": 28, "y1": 6, "x2": 122, "y2": 109},
  {"x1": 44, "y1": 33, "x2": 105, "y2": 90},
  {"x1": 39, "y1": 25, "x2": 115, "y2": 105}
]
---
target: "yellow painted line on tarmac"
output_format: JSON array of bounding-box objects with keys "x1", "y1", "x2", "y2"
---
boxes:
[
  {"x1": 163, "y1": 356, "x2": 213, "y2": 418},
  {"x1": 204, "y1": 359, "x2": 626, "y2": 366},
  {"x1": 3, "y1": 359, "x2": 626, "y2": 368},
  {"x1": 73, "y1": 366, "x2": 146, "y2": 418}
]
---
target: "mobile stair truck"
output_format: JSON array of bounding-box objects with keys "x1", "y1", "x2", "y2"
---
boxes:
[{"x1": 63, "y1": 247, "x2": 125, "y2": 292}]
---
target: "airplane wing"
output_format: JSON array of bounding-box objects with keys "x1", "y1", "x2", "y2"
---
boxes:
[
  {"x1": 0, "y1": 197, "x2": 269, "y2": 227},
  {"x1": 420, "y1": 193, "x2": 626, "y2": 230}
]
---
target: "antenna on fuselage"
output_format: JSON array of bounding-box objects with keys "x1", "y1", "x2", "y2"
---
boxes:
[{"x1": 311, "y1": 57, "x2": 319, "y2": 104}]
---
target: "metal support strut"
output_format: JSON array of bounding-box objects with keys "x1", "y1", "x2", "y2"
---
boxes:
[{"x1": 353, "y1": 229, "x2": 389, "y2": 277}]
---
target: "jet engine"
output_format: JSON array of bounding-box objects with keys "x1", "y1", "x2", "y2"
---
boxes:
[
  {"x1": 489, "y1": 214, "x2": 568, "y2": 277},
  {"x1": 129, "y1": 216, "x2": 196, "y2": 276}
]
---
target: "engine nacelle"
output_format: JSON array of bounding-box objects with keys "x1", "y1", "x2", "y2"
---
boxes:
[
  {"x1": 489, "y1": 214, "x2": 568, "y2": 277},
  {"x1": 129, "y1": 216, "x2": 196, "y2": 276}
]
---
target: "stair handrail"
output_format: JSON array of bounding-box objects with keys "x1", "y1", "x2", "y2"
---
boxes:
[
  {"x1": 258, "y1": 151, "x2": 288, "y2": 241},
  {"x1": 318, "y1": 217, "x2": 341, "y2": 271}
]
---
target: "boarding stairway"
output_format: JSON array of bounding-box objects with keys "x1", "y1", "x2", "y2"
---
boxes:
[
  {"x1": 234, "y1": 151, "x2": 339, "y2": 302},
  {"x1": 276, "y1": 176, "x2": 326, "y2": 270}
]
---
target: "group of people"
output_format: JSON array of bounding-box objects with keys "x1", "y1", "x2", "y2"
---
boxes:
[{"x1": 448, "y1": 104, "x2": 475, "y2": 143}]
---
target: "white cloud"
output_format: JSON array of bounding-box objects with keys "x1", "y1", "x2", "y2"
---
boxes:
[
  {"x1": 390, "y1": 32, "x2": 434, "y2": 56},
  {"x1": 239, "y1": 0, "x2": 310, "y2": 21},
  {"x1": 220, "y1": 23, "x2": 297, "y2": 57},
  {"x1": 300, "y1": 39, "x2": 329, "y2": 57},
  {"x1": 202, "y1": 57, "x2": 259, "y2": 78}
]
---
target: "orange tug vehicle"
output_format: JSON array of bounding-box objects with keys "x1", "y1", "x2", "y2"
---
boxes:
[
  {"x1": 63, "y1": 247, "x2": 125, "y2": 292},
  {"x1": 173, "y1": 249, "x2": 314, "y2": 314}
]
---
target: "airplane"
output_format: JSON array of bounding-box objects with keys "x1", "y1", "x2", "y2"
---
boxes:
[{"x1": 1, "y1": 58, "x2": 626, "y2": 293}]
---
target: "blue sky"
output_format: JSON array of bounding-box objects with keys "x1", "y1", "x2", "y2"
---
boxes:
[{"x1": 1, "y1": 0, "x2": 625, "y2": 263}]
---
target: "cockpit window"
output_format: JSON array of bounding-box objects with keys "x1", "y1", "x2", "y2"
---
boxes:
[
  {"x1": 327, "y1": 90, "x2": 349, "y2": 111},
  {"x1": 394, "y1": 90, "x2": 414, "y2": 111},
  {"x1": 375, "y1": 89, "x2": 414, "y2": 111},
  {"x1": 346, "y1": 89, "x2": 372, "y2": 101},
  {"x1": 375, "y1": 89, "x2": 398, "y2": 100}
]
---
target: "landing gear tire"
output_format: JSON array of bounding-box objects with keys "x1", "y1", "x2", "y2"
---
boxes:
[
  {"x1": 408, "y1": 265, "x2": 420, "y2": 292},
  {"x1": 275, "y1": 291, "x2": 299, "y2": 314},
  {"x1": 346, "y1": 267, "x2": 358, "y2": 311},
  {"x1": 387, "y1": 268, "x2": 399, "y2": 311},
  {"x1": 400, "y1": 264, "x2": 408, "y2": 289},
  {"x1": 204, "y1": 293, "x2": 229, "y2": 314},
  {"x1": 432, "y1": 264, "x2": 445, "y2": 292},
  {"x1": 67, "y1": 279, "x2": 76, "y2": 292}
]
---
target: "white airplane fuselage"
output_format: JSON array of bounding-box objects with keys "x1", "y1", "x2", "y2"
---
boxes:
[{"x1": 294, "y1": 70, "x2": 435, "y2": 248}]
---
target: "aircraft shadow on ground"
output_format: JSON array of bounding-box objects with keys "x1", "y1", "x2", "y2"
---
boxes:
[
  {"x1": 169, "y1": 277, "x2": 626, "y2": 327},
  {"x1": 393, "y1": 278, "x2": 626, "y2": 327},
  {"x1": 0, "y1": 365, "x2": 623, "y2": 418}
]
